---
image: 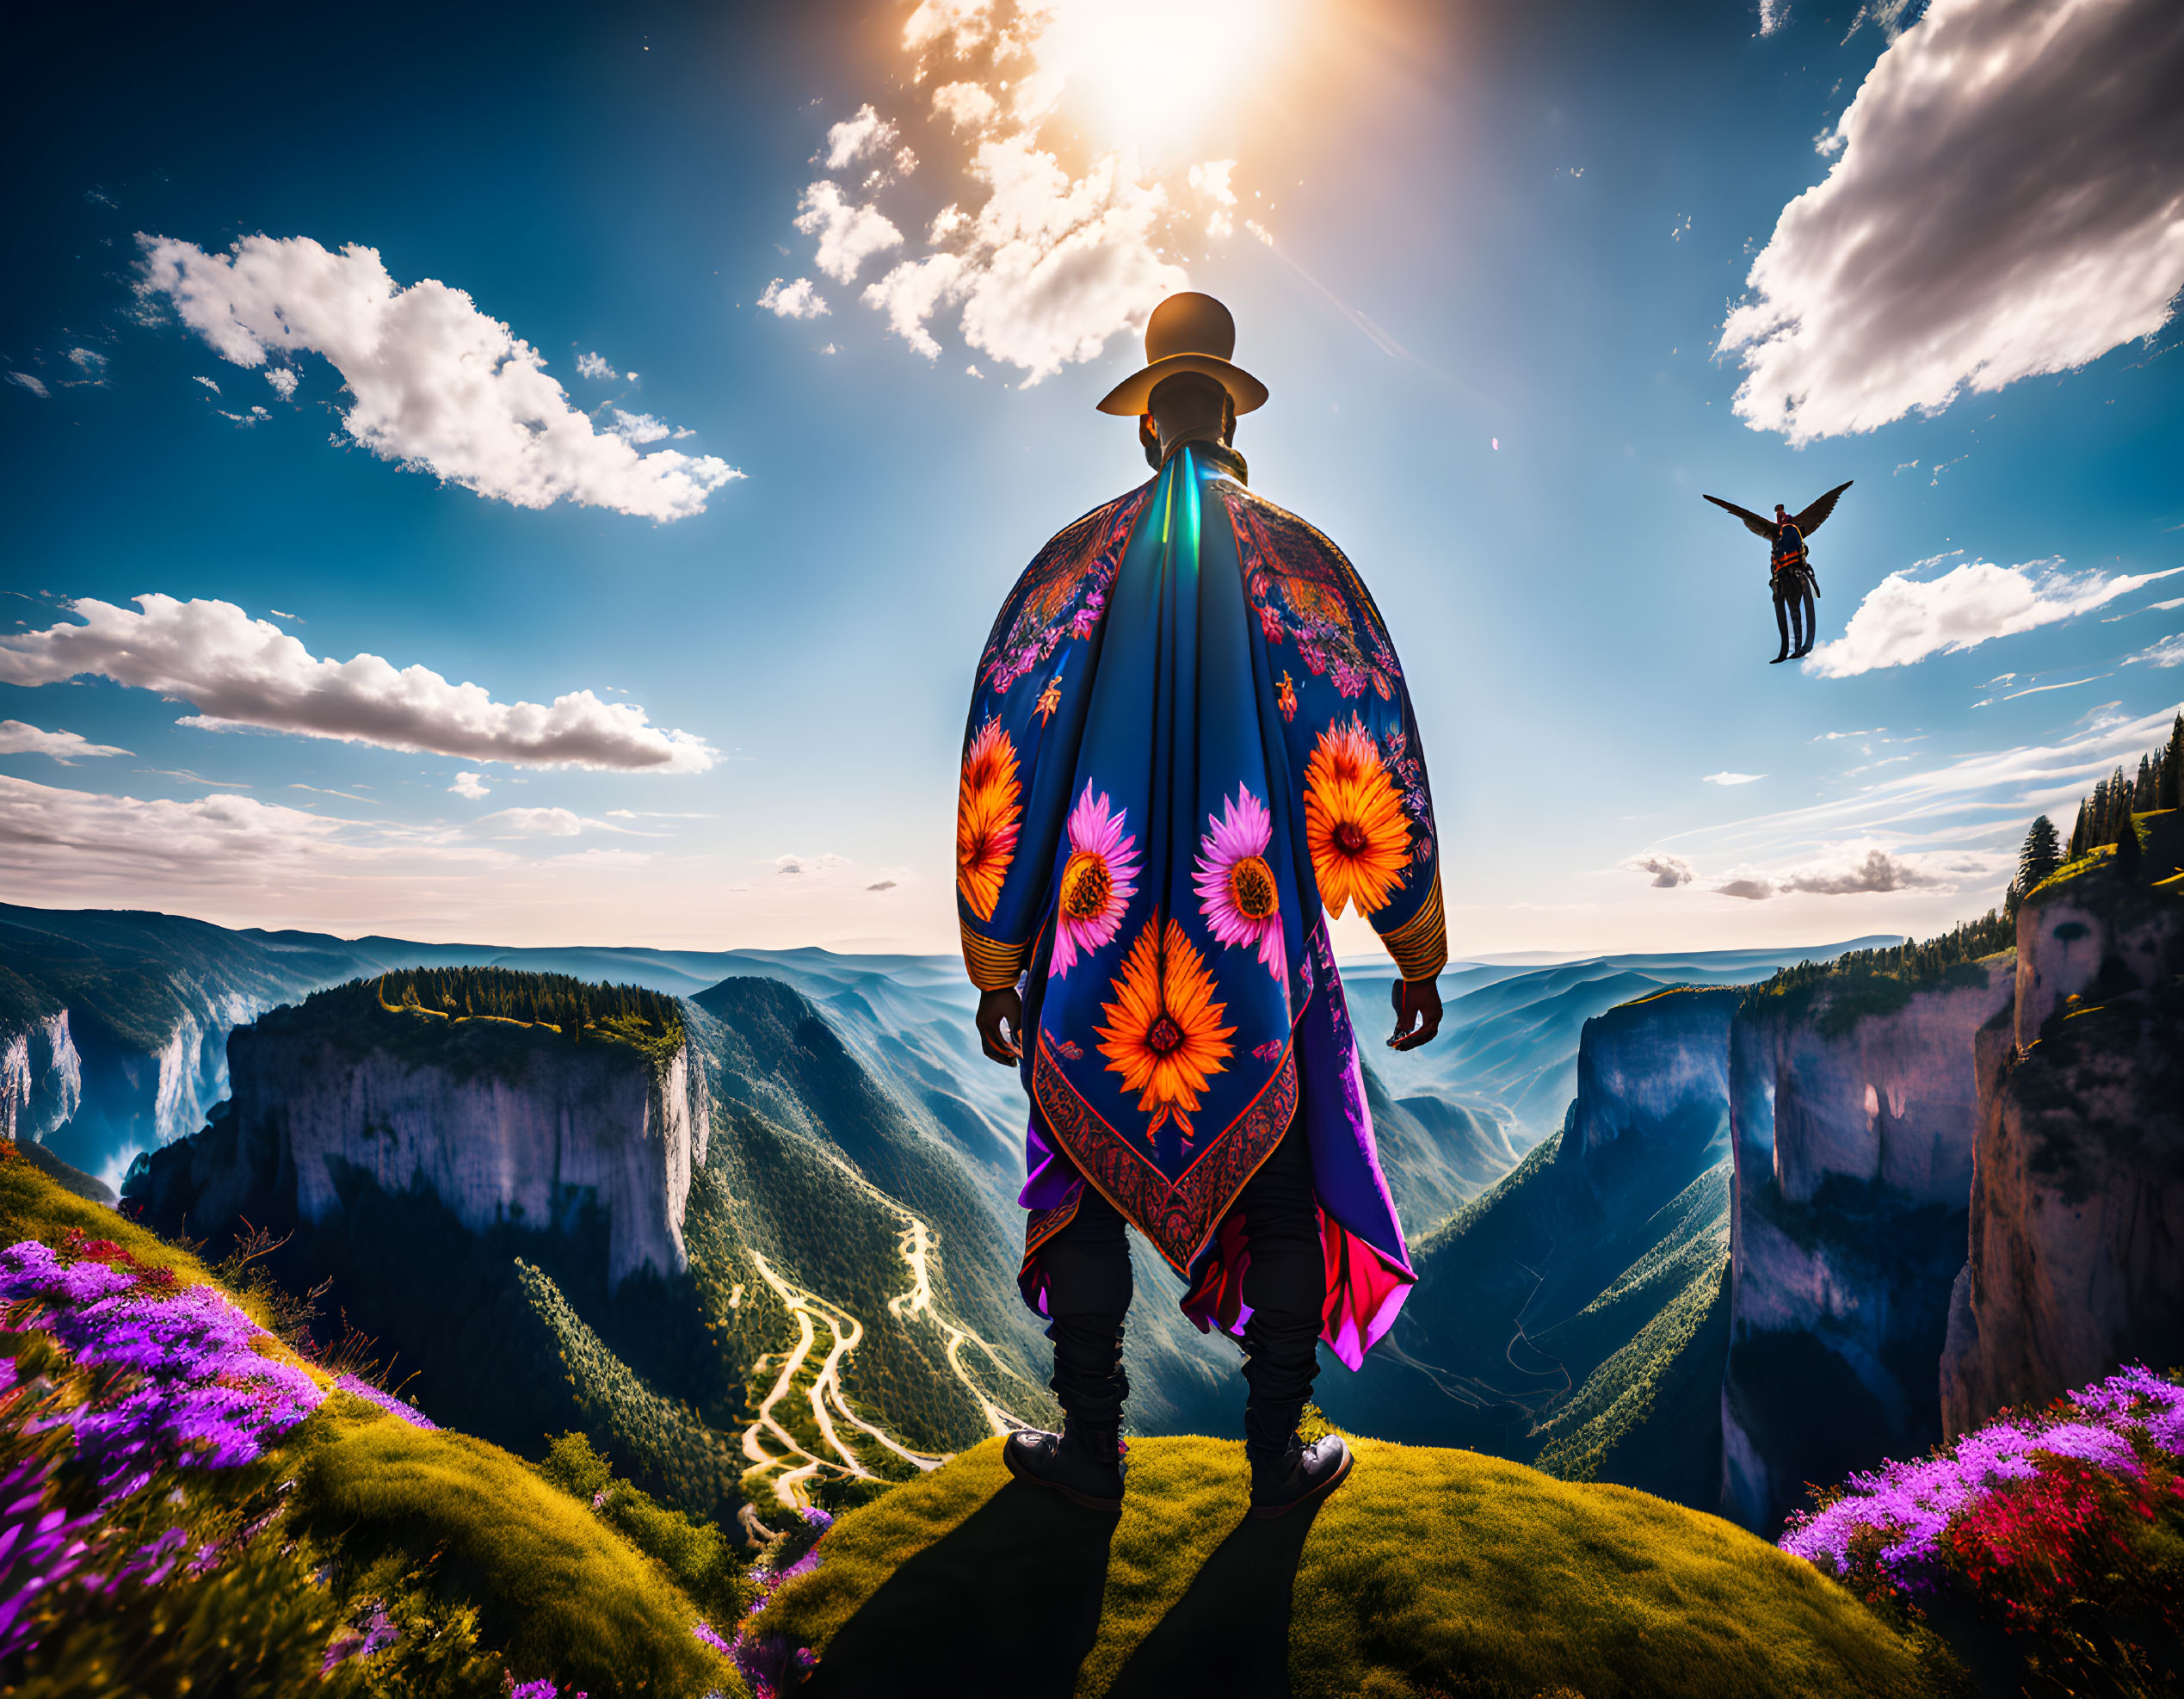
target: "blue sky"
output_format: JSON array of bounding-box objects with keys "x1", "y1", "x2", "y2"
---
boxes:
[{"x1": 3, "y1": 0, "x2": 2179, "y2": 958}]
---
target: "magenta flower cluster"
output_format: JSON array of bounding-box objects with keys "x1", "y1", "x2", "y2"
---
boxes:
[
  {"x1": 333, "y1": 1374, "x2": 436, "y2": 1430},
  {"x1": 0, "y1": 1240, "x2": 324, "y2": 1500},
  {"x1": 729, "y1": 1505, "x2": 833, "y2": 1697},
  {"x1": 1781, "y1": 1362, "x2": 2184, "y2": 1585}
]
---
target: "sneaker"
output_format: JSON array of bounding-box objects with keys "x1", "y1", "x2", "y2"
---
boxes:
[
  {"x1": 1003, "y1": 1422, "x2": 1126, "y2": 1513},
  {"x1": 1249, "y1": 1432, "x2": 1354, "y2": 1518}
]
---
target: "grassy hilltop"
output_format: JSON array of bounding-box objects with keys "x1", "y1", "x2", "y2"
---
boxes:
[{"x1": 756, "y1": 1433, "x2": 1941, "y2": 1699}]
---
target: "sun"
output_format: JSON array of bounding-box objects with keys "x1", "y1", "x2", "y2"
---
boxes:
[{"x1": 1033, "y1": 0, "x2": 1312, "y2": 164}]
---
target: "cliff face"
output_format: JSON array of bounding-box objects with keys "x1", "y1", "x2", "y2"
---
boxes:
[
  {"x1": 1722, "y1": 952, "x2": 2015, "y2": 1534},
  {"x1": 1321, "y1": 986, "x2": 1737, "y2": 1506},
  {"x1": 1941, "y1": 831, "x2": 2184, "y2": 1434},
  {"x1": 0, "y1": 1013, "x2": 81, "y2": 1146},
  {"x1": 145, "y1": 1008, "x2": 711, "y2": 1289}
]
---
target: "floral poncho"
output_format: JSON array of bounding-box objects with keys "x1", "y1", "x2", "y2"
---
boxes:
[{"x1": 956, "y1": 442, "x2": 1443, "y2": 1369}]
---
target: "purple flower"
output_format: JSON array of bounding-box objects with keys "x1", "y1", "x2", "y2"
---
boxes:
[
  {"x1": 693, "y1": 1619, "x2": 732, "y2": 1653},
  {"x1": 335, "y1": 1375, "x2": 435, "y2": 1430}
]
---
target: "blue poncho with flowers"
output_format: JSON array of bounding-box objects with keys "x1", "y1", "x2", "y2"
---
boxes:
[{"x1": 955, "y1": 442, "x2": 1445, "y2": 1368}]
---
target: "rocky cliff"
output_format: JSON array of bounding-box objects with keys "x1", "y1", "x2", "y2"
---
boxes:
[
  {"x1": 0, "y1": 1011, "x2": 80, "y2": 1146},
  {"x1": 1721, "y1": 949, "x2": 2015, "y2": 1534},
  {"x1": 1320, "y1": 985, "x2": 1737, "y2": 1508},
  {"x1": 133, "y1": 989, "x2": 711, "y2": 1288},
  {"x1": 1941, "y1": 815, "x2": 2184, "y2": 1434}
]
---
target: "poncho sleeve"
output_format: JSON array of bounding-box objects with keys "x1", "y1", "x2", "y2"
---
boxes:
[
  {"x1": 1224, "y1": 485, "x2": 1449, "y2": 984},
  {"x1": 955, "y1": 484, "x2": 1153, "y2": 991}
]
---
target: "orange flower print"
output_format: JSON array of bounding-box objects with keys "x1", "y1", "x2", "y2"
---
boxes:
[
  {"x1": 1304, "y1": 716, "x2": 1410, "y2": 917},
  {"x1": 956, "y1": 717, "x2": 1021, "y2": 922},
  {"x1": 1034, "y1": 672, "x2": 1063, "y2": 724},
  {"x1": 1276, "y1": 671, "x2": 1299, "y2": 724},
  {"x1": 1095, "y1": 916, "x2": 1236, "y2": 1140}
]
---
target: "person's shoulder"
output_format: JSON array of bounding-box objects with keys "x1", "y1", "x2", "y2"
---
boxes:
[
  {"x1": 1027, "y1": 478, "x2": 1156, "y2": 564},
  {"x1": 1218, "y1": 481, "x2": 1357, "y2": 573}
]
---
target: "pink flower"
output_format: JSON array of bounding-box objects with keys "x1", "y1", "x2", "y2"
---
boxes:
[
  {"x1": 1051, "y1": 782, "x2": 1139, "y2": 979},
  {"x1": 1193, "y1": 785, "x2": 1283, "y2": 979}
]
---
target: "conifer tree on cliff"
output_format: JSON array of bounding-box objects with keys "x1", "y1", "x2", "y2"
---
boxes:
[
  {"x1": 2068, "y1": 796, "x2": 2090, "y2": 861},
  {"x1": 2113, "y1": 803, "x2": 2143, "y2": 877},
  {"x1": 2164, "y1": 713, "x2": 2184, "y2": 810},
  {"x1": 2018, "y1": 816, "x2": 2062, "y2": 896}
]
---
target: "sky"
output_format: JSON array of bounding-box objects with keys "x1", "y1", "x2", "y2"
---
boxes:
[{"x1": 2, "y1": 0, "x2": 2181, "y2": 961}]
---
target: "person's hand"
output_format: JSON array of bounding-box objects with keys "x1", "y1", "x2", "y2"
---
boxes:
[
  {"x1": 978, "y1": 986, "x2": 1024, "y2": 1065},
  {"x1": 1387, "y1": 977, "x2": 1442, "y2": 1051}
]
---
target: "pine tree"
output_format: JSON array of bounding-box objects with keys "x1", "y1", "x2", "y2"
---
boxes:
[
  {"x1": 2164, "y1": 713, "x2": 2184, "y2": 810},
  {"x1": 2018, "y1": 815, "x2": 2062, "y2": 893},
  {"x1": 2113, "y1": 804, "x2": 2143, "y2": 876},
  {"x1": 2068, "y1": 797, "x2": 2090, "y2": 861},
  {"x1": 2135, "y1": 754, "x2": 2155, "y2": 809}
]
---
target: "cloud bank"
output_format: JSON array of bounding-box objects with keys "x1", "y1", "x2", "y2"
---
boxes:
[
  {"x1": 1807, "y1": 559, "x2": 2184, "y2": 677},
  {"x1": 1713, "y1": 843, "x2": 1942, "y2": 901},
  {"x1": 0, "y1": 720, "x2": 131, "y2": 762},
  {"x1": 137, "y1": 235, "x2": 742, "y2": 520},
  {"x1": 0, "y1": 596, "x2": 716, "y2": 772},
  {"x1": 1719, "y1": 0, "x2": 2184, "y2": 442}
]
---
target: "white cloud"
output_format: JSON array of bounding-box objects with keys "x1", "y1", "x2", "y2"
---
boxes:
[
  {"x1": 473, "y1": 806, "x2": 583, "y2": 837},
  {"x1": 1623, "y1": 852, "x2": 1694, "y2": 888},
  {"x1": 66, "y1": 348, "x2": 108, "y2": 377},
  {"x1": 0, "y1": 595, "x2": 717, "y2": 773},
  {"x1": 137, "y1": 234, "x2": 742, "y2": 521},
  {"x1": 608, "y1": 409, "x2": 687, "y2": 445},
  {"x1": 264, "y1": 367, "x2": 297, "y2": 399},
  {"x1": 932, "y1": 81, "x2": 999, "y2": 131},
  {"x1": 0, "y1": 720, "x2": 131, "y2": 762},
  {"x1": 1807, "y1": 559, "x2": 2184, "y2": 677},
  {"x1": 1704, "y1": 771, "x2": 1766, "y2": 786},
  {"x1": 867, "y1": 134, "x2": 1188, "y2": 382},
  {"x1": 793, "y1": 183, "x2": 905, "y2": 284},
  {"x1": 192, "y1": 374, "x2": 221, "y2": 394},
  {"x1": 757, "y1": 277, "x2": 830, "y2": 321},
  {"x1": 1189, "y1": 158, "x2": 1237, "y2": 237},
  {"x1": 1713, "y1": 843, "x2": 1946, "y2": 901},
  {"x1": 0, "y1": 775, "x2": 362, "y2": 888},
  {"x1": 575, "y1": 350, "x2": 618, "y2": 380},
  {"x1": 1719, "y1": 0, "x2": 2184, "y2": 443},
  {"x1": 823, "y1": 104, "x2": 900, "y2": 170},
  {"x1": 2130, "y1": 633, "x2": 2184, "y2": 668},
  {"x1": 862, "y1": 255, "x2": 969, "y2": 360},
  {"x1": 4, "y1": 373, "x2": 49, "y2": 398},
  {"x1": 448, "y1": 771, "x2": 490, "y2": 799},
  {"x1": 1757, "y1": 0, "x2": 1788, "y2": 34},
  {"x1": 774, "y1": 852, "x2": 853, "y2": 876}
]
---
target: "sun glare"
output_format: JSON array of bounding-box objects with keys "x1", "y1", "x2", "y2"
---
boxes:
[{"x1": 1033, "y1": 0, "x2": 1311, "y2": 163}]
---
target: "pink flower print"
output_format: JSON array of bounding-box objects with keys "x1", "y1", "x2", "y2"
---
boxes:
[
  {"x1": 1051, "y1": 782, "x2": 1140, "y2": 979},
  {"x1": 1070, "y1": 590, "x2": 1108, "y2": 639},
  {"x1": 1192, "y1": 784, "x2": 1284, "y2": 979},
  {"x1": 1257, "y1": 604, "x2": 1285, "y2": 646}
]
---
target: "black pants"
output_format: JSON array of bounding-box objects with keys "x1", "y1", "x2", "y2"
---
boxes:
[
  {"x1": 1039, "y1": 1122, "x2": 1324, "y2": 1431},
  {"x1": 1774, "y1": 573, "x2": 1815, "y2": 655}
]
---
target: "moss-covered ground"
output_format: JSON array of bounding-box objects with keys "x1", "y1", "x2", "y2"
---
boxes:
[{"x1": 756, "y1": 1434, "x2": 1941, "y2": 1698}]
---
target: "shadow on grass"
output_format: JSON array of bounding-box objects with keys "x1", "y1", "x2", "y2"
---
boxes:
[
  {"x1": 1105, "y1": 1501, "x2": 1323, "y2": 1699},
  {"x1": 805, "y1": 1479, "x2": 1116, "y2": 1697}
]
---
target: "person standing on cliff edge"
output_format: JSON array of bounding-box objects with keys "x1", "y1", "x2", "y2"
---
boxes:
[{"x1": 955, "y1": 293, "x2": 1446, "y2": 1517}]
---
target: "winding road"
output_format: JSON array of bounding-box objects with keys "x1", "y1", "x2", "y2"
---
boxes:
[{"x1": 736, "y1": 1180, "x2": 1038, "y2": 1509}]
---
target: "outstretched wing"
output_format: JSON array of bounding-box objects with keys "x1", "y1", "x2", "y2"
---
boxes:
[
  {"x1": 1794, "y1": 480, "x2": 1854, "y2": 536},
  {"x1": 1702, "y1": 493, "x2": 1779, "y2": 541}
]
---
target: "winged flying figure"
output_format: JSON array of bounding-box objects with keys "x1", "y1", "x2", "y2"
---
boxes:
[{"x1": 1703, "y1": 480, "x2": 1852, "y2": 664}]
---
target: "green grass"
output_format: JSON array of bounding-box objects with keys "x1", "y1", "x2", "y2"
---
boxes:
[
  {"x1": 756, "y1": 1436, "x2": 1941, "y2": 1698},
  {"x1": 291, "y1": 1409, "x2": 728, "y2": 1696}
]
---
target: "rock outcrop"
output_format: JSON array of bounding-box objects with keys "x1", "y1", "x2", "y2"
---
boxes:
[
  {"x1": 1722, "y1": 950, "x2": 2015, "y2": 1534},
  {"x1": 1941, "y1": 822, "x2": 2184, "y2": 1434},
  {"x1": 133, "y1": 998, "x2": 711, "y2": 1288},
  {"x1": 0, "y1": 1013, "x2": 81, "y2": 1146}
]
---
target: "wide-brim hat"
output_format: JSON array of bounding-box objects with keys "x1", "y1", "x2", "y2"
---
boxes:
[{"x1": 1095, "y1": 291, "x2": 1269, "y2": 417}]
